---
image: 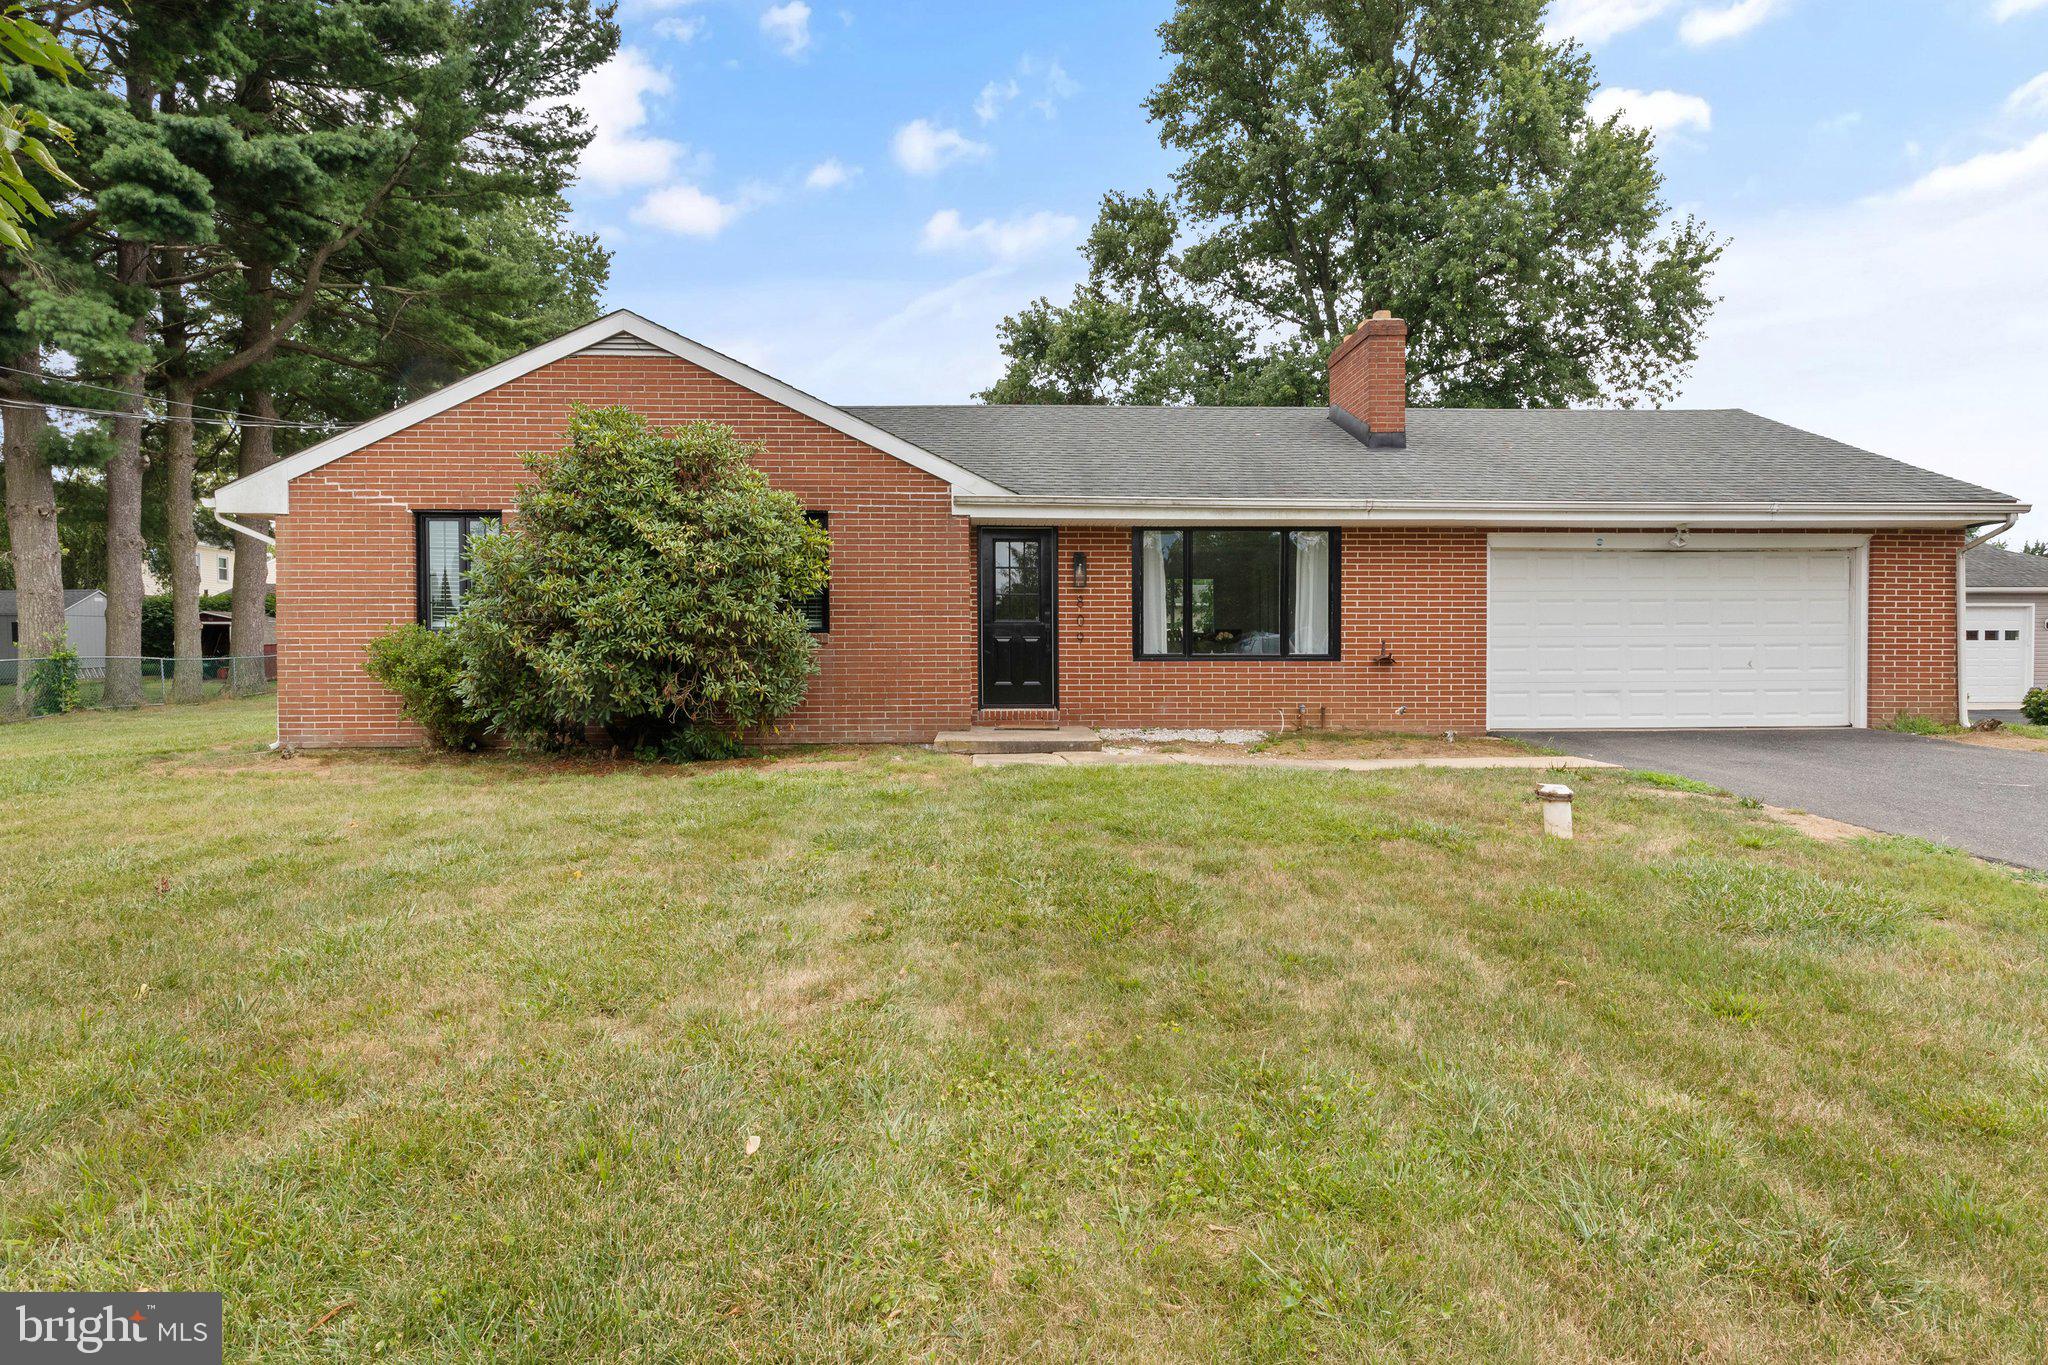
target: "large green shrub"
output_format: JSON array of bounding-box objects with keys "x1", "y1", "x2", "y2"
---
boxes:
[
  {"x1": 364, "y1": 624, "x2": 491, "y2": 751},
  {"x1": 458, "y1": 407, "x2": 831, "y2": 752},
  {"x1": 2023, "y1": 688, "x2": 2048, "y2": 727}
]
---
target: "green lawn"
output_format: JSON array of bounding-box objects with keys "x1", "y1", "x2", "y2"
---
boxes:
[{"x1": 4, "y1": 700, "x2": 2048, "y2": 1361}]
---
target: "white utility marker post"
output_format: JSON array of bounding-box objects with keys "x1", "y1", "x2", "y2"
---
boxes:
[{"x1": 1537, "y1": 784, "x2": 1575, "y2": 840}]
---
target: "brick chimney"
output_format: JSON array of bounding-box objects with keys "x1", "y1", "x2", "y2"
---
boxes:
[{"x1": 1327, "y1": 310, "x2": 1408, "y2": 449}]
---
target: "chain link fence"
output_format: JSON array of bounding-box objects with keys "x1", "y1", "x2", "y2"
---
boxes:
[{"x1": 1, "y1": 654, "x2": 277, "y2": 719}]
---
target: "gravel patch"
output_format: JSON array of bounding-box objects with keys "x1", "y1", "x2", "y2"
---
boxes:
[{"x1": 1098, "y1": 727, "x2": 1269, "y2": 746}]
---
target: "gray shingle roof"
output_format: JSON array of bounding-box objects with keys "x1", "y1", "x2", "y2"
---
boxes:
[
  {"x1": 1967, "y1": 545, "x2": 2048, "y2": 589},
  {"x1": 0, "y1": 589, "x2": 101, "y2": 614},
  {"x1": 842, "y1": 405, "x2": 2016, "y2": 505}
]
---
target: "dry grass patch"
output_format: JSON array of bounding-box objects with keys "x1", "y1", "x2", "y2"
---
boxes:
[
  {"x1": 1253, "y1": 727, "x2": 1548, "y2": 759},
  {"x1": 1940, "y1": 727, "x2": 2048, "y2": 755}
]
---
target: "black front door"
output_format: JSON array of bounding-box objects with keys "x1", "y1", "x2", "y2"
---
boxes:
[{"x1": 979, "y1": 529, "x2": 1057, "y2": 709}]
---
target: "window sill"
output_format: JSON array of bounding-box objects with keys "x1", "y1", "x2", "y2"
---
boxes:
[{"x1": 1132, "y1": 653, "x2": 1342, "y2": 663}]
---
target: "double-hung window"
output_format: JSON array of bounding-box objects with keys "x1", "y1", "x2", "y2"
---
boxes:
[
  {"x1": 416, "y1": 512, "x2": 501, "y2": 628},
  {"x1": 1135, "y1": 528, "x2": 1337, "y2": 659}
]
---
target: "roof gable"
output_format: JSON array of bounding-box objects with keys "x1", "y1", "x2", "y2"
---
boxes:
[{"x1": 212, "y1": 311, "x2": 1011, "y2": 515}]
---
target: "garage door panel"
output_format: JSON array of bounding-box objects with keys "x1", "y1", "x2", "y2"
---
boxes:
[
  {"x1": 1965, "y1": 605, "x2": 2032, "y2": 707},
  {"x1": 1489, "y1": 547, "x2": 1856, "y2": 730}
]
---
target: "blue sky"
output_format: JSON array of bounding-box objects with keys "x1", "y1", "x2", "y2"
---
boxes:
[{"x1": 566, "y1": 0, "x2": 2048, "y2": 539}]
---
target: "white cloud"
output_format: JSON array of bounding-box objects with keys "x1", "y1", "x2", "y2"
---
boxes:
[
  {"x1": 1993, "y1": 0, "x2": 2048, "y2": 18},
  {"x1": 975, "y1": 78, "x2": 1019, "y2": 125},
  {"x1": 919, "y1": 208, "x2": 1082, "y2": 263},
  {"x1": 891, "y1": 119, "x2": 991, "y2": 175},
  {"x1": 761, "y1": 1, "x2": 812, "y2": 57},
  {"x1": 632, "y1": 183, "x2": 761, "y2": 237},
  {"x1": 1890, "y1": 132, "x2": 2048, "y2": 203},
  {"x1": 1683, "y1": 134, "x2": 2048, "y2": 542},
  {"x1": 1032, "y1": 60, "x2": 1078, "y2": 117},
  {"x1": 2007, "y1": 71, "x2": 2048, "y2": 116},
  {"x1": 804, "y1": 157, "x2": 856, "y2": 190},
  {"x1": 975, "y1": 56, "x2": 1080, "y2": 124},
  {"x1": 1543, "y1": 0, "x2": 1677, "y2": 43},
  {"x1": 654, "y1": 15, "x2": 705, "y2": 41},
  {"x1": 549, "y1": 49, "x2": 686, "y2": 192},
  {"x1": 1589, "y1": 87, "x2": 1713, "y2": 136},
  {"x1": 1678, "y1": 0, "x2": 1786, "y2": 44}
]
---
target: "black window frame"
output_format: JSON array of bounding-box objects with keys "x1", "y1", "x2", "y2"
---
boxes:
[
  {"x1": 1131, "y1": 527, "x2": 1341, "y2": 661},
  {"x1": 415, "y1": 511, "x2": 501, "y2": 628},
  {"x1": 800, "y1": 510, "x2": 830, "y2": 634}
]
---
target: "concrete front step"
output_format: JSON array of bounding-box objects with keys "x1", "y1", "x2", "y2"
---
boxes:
[{"x1": 934, "y1": 725, "x2": 1104, "y2": 755}]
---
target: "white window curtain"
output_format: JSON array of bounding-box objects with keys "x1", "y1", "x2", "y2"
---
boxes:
[
  {"x1": 1291, "y1": 531, "x2": 1330, "y2": 654},
  {"x1": 1141, "y1": 531, "x2": 1171, "y2": 654}
]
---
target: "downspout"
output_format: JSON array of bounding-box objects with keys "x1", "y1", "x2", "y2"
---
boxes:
[
  {"x1": 1956, "y1": 514, "x2": 2018, "y2": 727},
  {"x1": 206, "y1": 504, "x2": 277, "y2": 548}
]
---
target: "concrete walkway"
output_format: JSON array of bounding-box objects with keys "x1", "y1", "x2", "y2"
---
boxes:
[{"x1": 971, "y1": 750, "x2": 1616, "y2": 773}]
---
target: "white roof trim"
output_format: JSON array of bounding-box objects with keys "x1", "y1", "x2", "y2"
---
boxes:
[
  {"x1": 948, "y1": 494, "x2": 2031, "y2": 530},
  {"x1": 211, "y1": 310, "x2": 1012, "y2": 514}
]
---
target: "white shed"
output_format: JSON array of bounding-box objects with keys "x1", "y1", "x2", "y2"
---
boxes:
[{"x1": 0, "y1": 589, "x2": 107, "y2": 663}]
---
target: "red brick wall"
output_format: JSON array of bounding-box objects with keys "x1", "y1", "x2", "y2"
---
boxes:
[
  {"x1": 274, "y1": 351, "x2": 977, "y2": 747},
  {"x1": 1868, "y1": 528, "x2": 1963, "y2": 724},
  {"x1": 1052, "y1": 526, "x2": 1962, "y2": 733},
  {"x1": 1054, "y1": 525, "x2": 1490, "y2": 732},
  {"x1": 272, "y1": 345, "x2": 1964, "y2": 744}
]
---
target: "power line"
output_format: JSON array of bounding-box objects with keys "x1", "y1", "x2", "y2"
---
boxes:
[
  {"x1": 0, "y1": 394, "x2": 342, "y2": 433},
  {"x1": 0, "y1": 362, "x2": 340, "y2": 430}
]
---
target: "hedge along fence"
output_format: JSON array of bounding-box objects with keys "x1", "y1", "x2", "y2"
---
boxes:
[{"x1": 0, "y1": 654, "x2": 277, "y2": 719}]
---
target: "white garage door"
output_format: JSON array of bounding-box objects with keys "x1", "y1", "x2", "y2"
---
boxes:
[
  {"x1": 1489, "y1": 546, "x2": 1857, "y2": 729},
  {"x1": 1964, "y1": 605, "x2": 2033, "y2": 708}
]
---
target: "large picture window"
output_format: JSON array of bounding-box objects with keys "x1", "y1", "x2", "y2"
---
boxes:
[
  {"x1": 1135, "y1": 528, "x2": 1337, "y2": 659},
  {"x1": 416, "y1": 512, "x2": 501, "y2": 628}
]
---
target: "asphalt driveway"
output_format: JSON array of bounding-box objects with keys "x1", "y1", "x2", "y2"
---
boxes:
[{"x1": 1509, "y1": 728, "x2": 2048, "y2": 869}]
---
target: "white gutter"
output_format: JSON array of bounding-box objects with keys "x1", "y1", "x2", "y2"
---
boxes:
[
  {"x1": 949, "y1": 494, "x2": 2030, "y2": 530},
  {"x1": 1957, "y1": 513, "x2": 2020, "y2": 727},
  {"x1": 206, "y1": 502, "x2": 278, "y2": 549}
]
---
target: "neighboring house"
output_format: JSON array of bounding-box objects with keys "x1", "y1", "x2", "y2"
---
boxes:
[
  {"x1": 210, "y1": 310, "x2": 2028, "y2": 748},
  {"x1": 143, "y1": 540, "x2": 277, "y2": 597},
  {"x1": 0, "y1": 589, "x2": 107, "y2": 663},
  {"x1": 1963, "y1": 545, "x2": 2048, "y2": 710}
]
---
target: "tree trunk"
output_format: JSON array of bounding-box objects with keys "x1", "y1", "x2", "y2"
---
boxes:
[
  {"x1": 229, "y1": 391, "x2": 276, "y2": 695},
  {"x1": 164, "y1": 383, "x2": 202, "y2": 703},
  {"x1": 103, "y1": 361, "x2": 149, "y2": 708},
  {"x1": 1, "y1": 384, "x2": 61, "y2": 715}
]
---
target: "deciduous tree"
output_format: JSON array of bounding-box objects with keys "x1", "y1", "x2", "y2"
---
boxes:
[{"x1": 983, "y1": 0, "x2": 1720, "y2": 410}]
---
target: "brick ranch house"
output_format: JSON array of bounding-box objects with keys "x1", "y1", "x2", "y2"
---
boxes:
[{"x1": 210, "y1": 309, "x2": 2027, "y2": 748}]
